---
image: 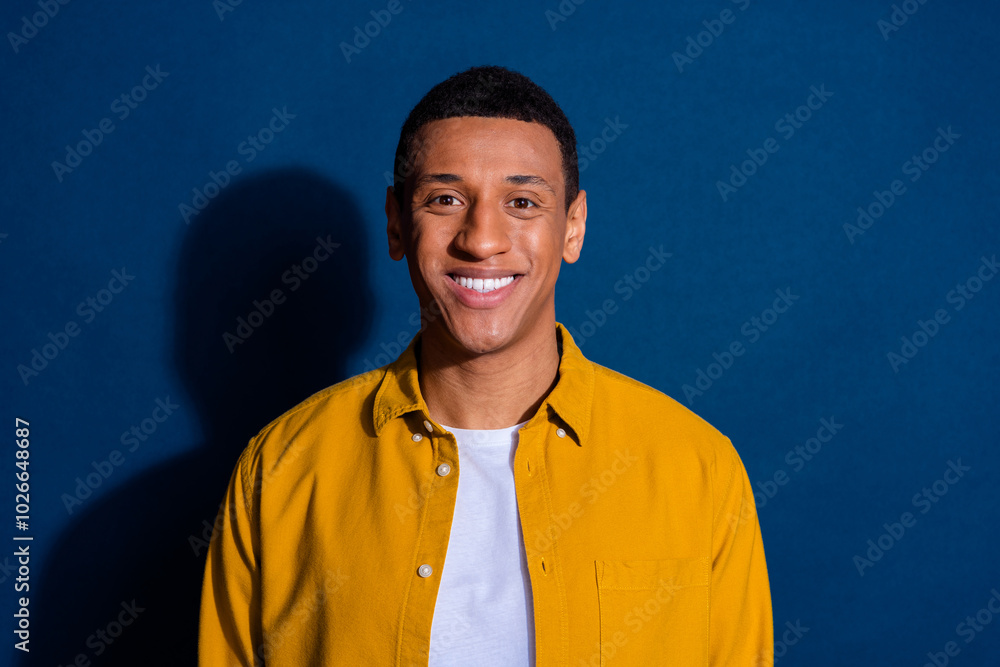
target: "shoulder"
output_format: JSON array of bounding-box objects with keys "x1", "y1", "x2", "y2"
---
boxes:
[
  {"x1": 587, "y1": 360, "x2": 742, "y2": 468},
  {"x1": 591, "y1": 361, "x2": 727, "y2": 438},
  {"x1": 239, "y1": 367, "x2": 385, "y2": 472}
]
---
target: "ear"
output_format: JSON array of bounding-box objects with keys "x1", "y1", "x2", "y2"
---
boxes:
[
  {"x1": 385, "y1": 185, "x2": 406, "y2": 261},
  {"x1": 562, "y1": 189, "x2": 587, "y2": 264}
]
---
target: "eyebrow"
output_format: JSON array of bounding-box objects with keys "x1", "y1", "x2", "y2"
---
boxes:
[
  {"x1": 413, "y1": 173, "x2": 463, "y2": 190},
  {"x1": 412, "y1": 173, "x2": 557, "y2": 197},
  {"x1": 504, "y1": 174, "x2": 557, "y2": 196}
]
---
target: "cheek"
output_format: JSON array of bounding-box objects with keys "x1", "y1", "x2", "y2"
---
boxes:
[
  {"x1": 411, "y1": 217, "x2": 455, "y2": 249},
  {"x1": 516, "y1": 227, "x2": 562, "y2": 270},
  {"x1": 408, "y1": 231, "x2": 451, "y2": 282}
]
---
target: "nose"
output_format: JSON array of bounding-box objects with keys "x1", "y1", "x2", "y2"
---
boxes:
[{"x1": 453, "y1": 200, "x2": 511, "y2": 259}]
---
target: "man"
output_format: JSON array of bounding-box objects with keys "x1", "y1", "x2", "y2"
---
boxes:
[{"x1": 199, "y1": 65, "x2": 773, "y2": 665}]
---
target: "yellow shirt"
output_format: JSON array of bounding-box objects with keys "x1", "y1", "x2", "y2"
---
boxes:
[{"x1": 199, "y1": 322, "x2": 773, "y2": 666}]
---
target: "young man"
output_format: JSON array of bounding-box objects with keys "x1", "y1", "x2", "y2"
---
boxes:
[{"x1": 199, "y1": 65, "x2": 773, "y2": 665}]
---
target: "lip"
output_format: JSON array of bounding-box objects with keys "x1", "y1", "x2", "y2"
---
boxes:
[
  {"x1": 446, "y1": 268, "x2": 521, "y2": 279},
  {"x1": 445, "y1": 272, "x2": 522, "y2": 309}
]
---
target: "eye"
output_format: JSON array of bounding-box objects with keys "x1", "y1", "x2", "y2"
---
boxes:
[
  {"x1": 430, "y1": 194, "x2": 461, "y2": 206},
  {"x1": 508, "y1": 197, "x2": 537, "y2": 209}
]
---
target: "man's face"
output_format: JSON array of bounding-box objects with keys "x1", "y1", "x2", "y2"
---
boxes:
[{"x1": 386, "y1": 116, "x2": 586, "y2": 357}]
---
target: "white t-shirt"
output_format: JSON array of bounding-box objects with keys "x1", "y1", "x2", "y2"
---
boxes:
[{"x1": 428, "y1": 420, "x2": 535, "y2": 666}]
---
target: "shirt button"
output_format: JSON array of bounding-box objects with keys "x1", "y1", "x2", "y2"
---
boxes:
[
  {"x1": 411, "y1": 433, "x2": 423, "y2": 442},
  {"x1": 436, "y1": 463, "x2": 451, "y2": 477},
  {"x1": 424, "y1": 420, "x2": 434, "y2": 433},
  {"x1": 417, "y1": 564, "x2": 433, "y2": 578},
  {"x1": 556, "y1": 428, "x2": 566, "y2": 438}
]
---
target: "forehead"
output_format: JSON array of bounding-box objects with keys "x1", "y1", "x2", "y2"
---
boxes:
[{"x1": 410, "y1": 116, "x2": 564, "y2": 182}]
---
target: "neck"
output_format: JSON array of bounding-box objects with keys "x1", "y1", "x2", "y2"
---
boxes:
[{"x1": 418, "y1": 321, "x2": 561, "y2": 430}]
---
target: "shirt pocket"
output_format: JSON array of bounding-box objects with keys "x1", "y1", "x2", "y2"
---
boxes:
[{"x1": 595, "y1": 557, "x2": 710, "y2": 666}]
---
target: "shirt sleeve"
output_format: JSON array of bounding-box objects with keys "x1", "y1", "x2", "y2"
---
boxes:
[
  {"x1": 710, "y1": 440, "x2": 774, "y2": 665},
  {"x1": 199, "y1": 444, "x2": 262, "y2": 666}
]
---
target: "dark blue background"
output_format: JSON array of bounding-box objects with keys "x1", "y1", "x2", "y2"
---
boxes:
[{"x1": 2, "y1": 0, "x2": 998, "y2": 664}]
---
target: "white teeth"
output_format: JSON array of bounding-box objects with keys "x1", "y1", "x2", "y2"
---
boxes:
[{"x1": 452, "y1": 275, "x2": 515, "y2": 293}]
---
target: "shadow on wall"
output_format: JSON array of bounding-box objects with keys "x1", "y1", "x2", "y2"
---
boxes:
[{"x1": 29, "y1": 168, "x2": 375, "y2": 666}]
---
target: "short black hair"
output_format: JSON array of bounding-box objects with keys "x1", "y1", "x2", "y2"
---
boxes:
[{"x1": 391, "y1": 65, "x2": 579, "y2": 213}]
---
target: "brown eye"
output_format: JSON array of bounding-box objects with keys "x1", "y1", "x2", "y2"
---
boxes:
[
  {"x1": 510, "y1": 197, "x2": 536, "y2": 209},
  {"x1": 434, "y1": 195, "x2": 456, "y2": 206}
]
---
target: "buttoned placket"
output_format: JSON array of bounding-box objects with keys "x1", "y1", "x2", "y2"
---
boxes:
[
  {"x1": 397, "y1": 413, "x2": 461, "y2": 664},
  {"x1": 511, "y1": 416, "x2": 572, "y2": 666},
  {"x1": 395, "y1": 406, "x2": 574, "y2": 665}
]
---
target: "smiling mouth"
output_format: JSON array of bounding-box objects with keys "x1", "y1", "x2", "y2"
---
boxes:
[{"x1": 448, "y1": 274, "x2": 520, "y2": 293}]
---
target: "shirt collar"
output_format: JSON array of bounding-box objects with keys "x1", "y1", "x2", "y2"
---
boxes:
[{"x1": 373, "y1": 321, "x2": 593, "y2": 446}]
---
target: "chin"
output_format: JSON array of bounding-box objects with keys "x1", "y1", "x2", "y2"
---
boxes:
[{"x1": 445, "y1": 317, "x2": 515, "y2": 355}]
